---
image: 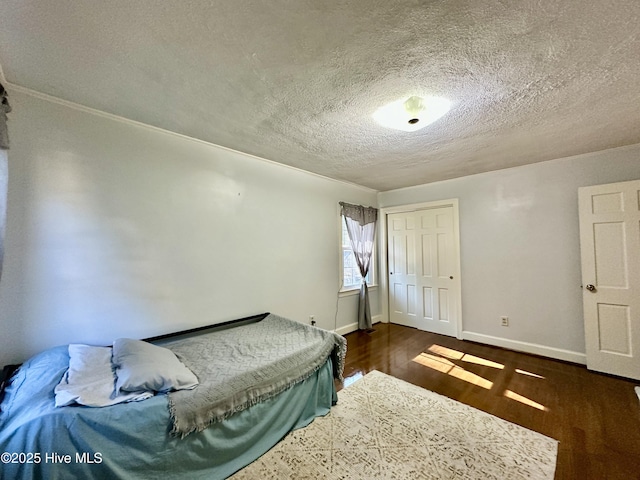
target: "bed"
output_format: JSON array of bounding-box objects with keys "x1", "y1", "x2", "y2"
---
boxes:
[{"x1": 0, "y1": 313, "x2": 345, "y2": 479}]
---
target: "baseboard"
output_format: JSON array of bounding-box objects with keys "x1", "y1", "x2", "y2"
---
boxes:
[
  {"x1": 335, "y1": 315, "x2": 382, "y2": 336},
  {"x1": 462, "y1": 331, "x2": 587, "y2": 365}
]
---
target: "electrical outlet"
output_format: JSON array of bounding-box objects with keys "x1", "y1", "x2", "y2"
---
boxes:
[
  {"x1": 309, "y1": 315, "x2": 316, "y2": 326},
  {"x1": 501, "y1": 316, "x2": 509, "y2": 327}
]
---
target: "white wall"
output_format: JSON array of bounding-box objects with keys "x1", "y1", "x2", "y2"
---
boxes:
[
  {"x1": 378, "y1": 144, "x2": 640, "y2": 363},
  {"x1": 0, "y1": 89, "x2": 378, "y2": 365}
]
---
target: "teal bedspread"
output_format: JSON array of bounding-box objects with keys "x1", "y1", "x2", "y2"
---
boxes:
[{"x1": 0, "y1": 345, "x2": 337, "y2": 479}]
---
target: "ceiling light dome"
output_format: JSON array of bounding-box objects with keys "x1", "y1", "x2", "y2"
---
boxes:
[{"x1": 373, "y1": 95, "x2": 451, "y2": 132}]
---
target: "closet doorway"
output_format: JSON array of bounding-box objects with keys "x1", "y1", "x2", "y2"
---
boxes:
[{"x1": 381, "y1": 200, "x2": 462, "y2": 338}]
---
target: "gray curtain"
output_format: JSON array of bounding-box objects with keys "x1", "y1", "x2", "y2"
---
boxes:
[
  {"x1": 0, "y1": 83, "x2": 8, "y2": 283},
  {"x1": 340, "y1": 202, "x2": 378, "y2": 331},
  {"x1": 0, "y1": 83, "x2": 10, "y2": 150}
]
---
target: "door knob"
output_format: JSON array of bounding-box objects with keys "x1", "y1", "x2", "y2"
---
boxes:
[{"x1": 585, "y1": 284, "x2": 596, "y2": 292}]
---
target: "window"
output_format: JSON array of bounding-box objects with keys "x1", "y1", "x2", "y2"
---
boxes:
[{"x1": 340, "y1": 215, "x2": 374, "y2": 291}]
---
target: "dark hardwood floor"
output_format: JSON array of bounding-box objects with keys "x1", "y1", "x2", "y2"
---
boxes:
[{"x1": 335, "y1": 323, "x2": 640, "y2": 480}]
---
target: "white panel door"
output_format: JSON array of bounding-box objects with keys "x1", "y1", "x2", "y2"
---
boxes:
[
  {"x1": 416, "y1": 207, "x2": 458, "y2": 336},
  {"x1": 388, "y1": 212, "x2": 419, "y2": 329},
  {"x1": 387, "y1": 206, "x2": 460, "y2": 337},
  {"x1": 578, "y1": 179, "x2": 640, "y2": 380}
]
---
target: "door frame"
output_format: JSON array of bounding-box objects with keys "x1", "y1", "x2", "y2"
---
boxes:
[{"x1": 379, "y1": 199, "x2": 463, "y2": 339}]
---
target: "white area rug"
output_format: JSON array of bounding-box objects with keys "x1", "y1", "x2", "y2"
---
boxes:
[{"x1": 231, "y1": 370, "x2": 558, "y2": 479}]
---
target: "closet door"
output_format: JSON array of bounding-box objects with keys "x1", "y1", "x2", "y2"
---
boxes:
[
  {"x1": 388, "y1": 211, "x2": 419, "y2": 328},
  {"x1": 387, "y1": 205, "x2": 460, "y2": 337}
]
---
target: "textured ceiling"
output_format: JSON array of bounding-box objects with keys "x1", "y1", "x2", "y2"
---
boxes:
[{"x1": 0, "y1": 1, "x2": 639, "y2": 191}]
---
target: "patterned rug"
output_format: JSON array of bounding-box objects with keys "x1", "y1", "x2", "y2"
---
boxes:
[{"x1": 231, "y1": 370, "x2": 558, "y2": 479}]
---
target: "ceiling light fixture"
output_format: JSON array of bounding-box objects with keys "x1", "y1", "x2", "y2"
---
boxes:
[{"x1": 372, "y1": 95, "x2": 451, "y2": 132}]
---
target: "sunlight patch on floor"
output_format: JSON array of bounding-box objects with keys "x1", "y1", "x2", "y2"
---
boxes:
[
  {"x1": 427, "y1": 344, "x2": 504, "y2": 369},
  {"x1": 343, "y1": 371, "x2": 364, "y2": 388},
  {"x1": 516, "y1": 368, "x2": 545, "y2": 379},
  {"x1": 504, "y1": 389, "x2": 548, "y2": 411},
  {"x1": 427, "y1": 344, "x2": 464, "y2": 360},
  {"x1": 412, "y1": 345, "x2": 550, "y2": 411},
  {"x1": 412, "y1": 353, "x2": 493, "y2": 389},
  {"x1": 461, "y1": 353, "x2": 504, "y2": 370}
]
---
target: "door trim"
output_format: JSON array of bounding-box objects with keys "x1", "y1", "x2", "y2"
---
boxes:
[{"x1": 379, "y1": 199, "x2": 463, "y2": 339}]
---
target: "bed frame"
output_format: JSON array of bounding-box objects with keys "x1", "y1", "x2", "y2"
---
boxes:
[{"x1": 144, "y1": 312, "x2": 269, "y2": 342}]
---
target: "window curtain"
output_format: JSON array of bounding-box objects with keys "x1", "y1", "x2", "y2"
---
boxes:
[
  {"x1": 340, "y1": 202, "x2": 378, "y2": 331},
  {"x1": 0, "y1": 83, "x2": 10, "y2": 150},
  {"x1": 0, "y1": 83, "x2": 9, "y2": 283}
]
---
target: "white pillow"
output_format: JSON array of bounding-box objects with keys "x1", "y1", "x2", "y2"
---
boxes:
[
  {"x1": 113, "y1": 338, "x2": 198, "y2": 394},
  {"x1": 55, "y1": 344, "x2": 153, "y2": 407}
]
